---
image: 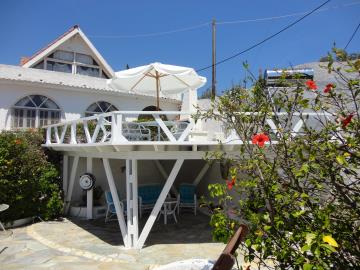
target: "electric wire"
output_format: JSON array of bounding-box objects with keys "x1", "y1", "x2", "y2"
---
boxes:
[
  {"x1": 89, "y1": 22, "x2": 210, "y2": 39},
  {"x1": 195, "y1": 0, "x2": 332, "y2": 72},
  {"x1": 88, "y1": 1, "x2": 359, "y2": 39},
  {"x1": 344, "y1": 22, "x2": 360, "y2": 50}
]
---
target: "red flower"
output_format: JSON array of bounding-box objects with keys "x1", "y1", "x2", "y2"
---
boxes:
[
  {"x1": 341, "y1": 114, "x2": 354, "y2": 129},
  {"x1": 305, "y1": 80, "x2": 317, "y2": 90},
  {"x1": 226, "y1": 177, "x2": 236, "y2": 190},
  {"x1": 252, "y1": 133, "x2": 270, "y2": 147},
  {"x1": 324, "y1": 83, "x2": 335, "y2": 93},
  {"x1": 14, "y1": 139, "x2": 22, "y2": 145}
]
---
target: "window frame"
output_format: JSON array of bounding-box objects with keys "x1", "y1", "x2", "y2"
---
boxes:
[
  {"x1": 11, "y1": 95, "x2": 62, "y2": 129},
  {"x1": 84, "y1": 101, "x2": 118, "y2": 117},
  {"x1": 43, "y1": 50, "x2": 102, "y2": 78}
]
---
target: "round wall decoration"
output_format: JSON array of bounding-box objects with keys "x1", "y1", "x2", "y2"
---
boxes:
[{"x1": 79, "y1": 173, "x2": 96, "y2": 190}]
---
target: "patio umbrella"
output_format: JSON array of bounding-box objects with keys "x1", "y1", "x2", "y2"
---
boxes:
[{"x1": 107, "y1": 62, "x2": 206, "y2": 110}]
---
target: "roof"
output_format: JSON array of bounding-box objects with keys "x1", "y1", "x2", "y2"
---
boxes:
[
  {"x1": 0, "y1": 64, "x2": 180, "y2": 103},
  {"x1": 21, "y1": 25, "x2": 115, "y2": 78}
]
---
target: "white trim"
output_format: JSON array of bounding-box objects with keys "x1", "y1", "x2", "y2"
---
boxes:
[
  {"x1": 22, "y1": 27, "x2": 114, "y2": 77},
  {"x1": 62, "y1": 155, "x2": 69, "y2": 196},
  {"x1": 86, "y1": 157, "x2": 93, "y2": 220},
  {"x1": 64, "y1": 155, "x2": 79, "y2": 214},
  {"x1": 192, "y1": 163, "x2": 210, "y2": 186},
  {"x1": 22, "y1": 29, "x2": 79, "y2": 68},
  {"x1": 154, "y1": 160, "x2": 178, "y2": 195},
  {"x1": 103, "y1": 158, "x2": 129, "y2": 247},
  {"x1": 0, "y1": 78, "x2": 181, "y2": 105},
  {"x1": 126, "y1": 159, "x2": 139, "y2": 247},
  {"x1": 136, "y1": 159, "x2": 184, "y2": 249}
]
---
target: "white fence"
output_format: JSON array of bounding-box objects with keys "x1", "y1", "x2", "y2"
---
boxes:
[{"x1": 44, "y1": 111, "x2": 333, "y2": 145}]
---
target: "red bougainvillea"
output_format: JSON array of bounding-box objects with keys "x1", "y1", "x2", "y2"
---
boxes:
[
  {"x1": 252, "y1": 133, "x2": 270, "y2": 147},
  {"x1": 341, "y1": 114, "x2": 354, "y2": 129},
  {"x1": 324, "y1": 83, "x2": 335, "y2": 93},
  {"x1": 226, "y1": 177, "x2": 236, "y2": 190},
  {"x1": 305, "y1": 80, "x2": 317, "y2": 90}
]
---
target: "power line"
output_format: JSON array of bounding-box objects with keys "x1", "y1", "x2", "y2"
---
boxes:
[
  {"x1": 344, "y1": 21, "x2": 360, "y2": 50},
  {"x1": 217, "y1": 0, "x2": 360, "y2": 25},
  {"x1": 88, "y1": 1, "x2": 359, "y2": 39},
  {"x1": 89, "y1": 22, "x2": 210, "y2": 39},
  {"x1": 195, "y1": 0, "x2": 332, "y2": 72}
]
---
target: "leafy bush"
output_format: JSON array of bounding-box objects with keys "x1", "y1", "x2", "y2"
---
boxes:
[
  {"x1": 200, "y1": 49, "x2": 360, "y2": 269},
  {"x1": 0, "y1": 130, "x2": 63, "y2": 223}
]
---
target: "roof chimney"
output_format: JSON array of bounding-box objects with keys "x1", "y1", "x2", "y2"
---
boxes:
[{"x1": 20, "y1": 57, "x2": 30, "y2": 66}]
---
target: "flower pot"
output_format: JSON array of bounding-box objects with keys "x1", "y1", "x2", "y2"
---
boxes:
[{"x1": 4, "y1": 217, "x2": 32, "y2": 229}]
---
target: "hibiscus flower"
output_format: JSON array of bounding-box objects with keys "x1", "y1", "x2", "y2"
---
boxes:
[
  {"x1": 305, "y1": 80, "x2": 317, "y2": 90},
  {"x1": 324, "y1": 83, "x2": 335, "y2": 93},
  {"x1": 341, "y1": 114, "x2": 354, "y2": 129},
  {"x1": 226, "y1": 177, "x2": 236, "y2": 190},
  {"x1": 252, "y1": 133, "x2": 270, "y2": 147}
]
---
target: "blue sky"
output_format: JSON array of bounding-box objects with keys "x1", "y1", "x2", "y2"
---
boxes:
[{"x1": 0, "y1": 0, "x2": 359, "y2": 95}]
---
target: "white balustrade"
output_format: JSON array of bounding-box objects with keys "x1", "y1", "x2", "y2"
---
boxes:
[{"x1": 43, "y1": 111, "x2": 333, "y2": 146}]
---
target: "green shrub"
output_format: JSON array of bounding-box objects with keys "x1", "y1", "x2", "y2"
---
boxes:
[
  {"x1": 0, "y1": 130, "x2": 63, "y2": 223},
  {"x1": 200, "y1": 49, "x2": 360, "y2": 269}
]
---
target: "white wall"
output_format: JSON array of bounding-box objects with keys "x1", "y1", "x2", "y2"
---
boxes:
[{"x1": 0, "y1": 80, "x2": 179, "y2": 130}]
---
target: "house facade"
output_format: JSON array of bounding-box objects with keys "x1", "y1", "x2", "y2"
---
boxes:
[
  {"x1": 0, "y1": 25, "x2": 223, "y2": 236},
  {"x1": 0, "y1": 25, "x2": 183, "y2": 131}
]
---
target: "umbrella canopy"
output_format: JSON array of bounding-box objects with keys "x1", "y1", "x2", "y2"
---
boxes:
[{"x1": 107, "y1": 62, "x2": 206, "y2": 110}]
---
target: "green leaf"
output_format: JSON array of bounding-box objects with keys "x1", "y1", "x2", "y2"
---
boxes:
[
  {"x1": 303, "y1": 263, "x2": 313, "y2": 270},
  {"x1": 305, "y1": 233, "x2": 316, "y2": 245},
  {"x1": 336, "y1": 155, "x2": 345, "y2": 165},
  {"x1": 301, "y1": 244, "x2": 311, "y2": 252}
]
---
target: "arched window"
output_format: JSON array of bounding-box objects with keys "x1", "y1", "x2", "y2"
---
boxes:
[
  {"x1": 12, "y1": 95, "x2": 61, "y2": 128},
  {"x1": 85, "y1": 101, "x2": 118, "y2": 117}
]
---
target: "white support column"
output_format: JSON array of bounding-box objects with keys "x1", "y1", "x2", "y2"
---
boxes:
[
  {"x1": 111, "y1": 113, "x2": 127, "y2": 143},
  {"x1": 86, "y1": 157, "x2": 93, "y2": 220},
  {"x1": 103, "y1": 158, "x2": 129, "y2": 248},
  {"x1": 126, "y1": 159, "x2": 139, "y2": 248},
  {"x1": 154, "y1": 160, "x2": 178, "y2": 195},
  {"x1": 62, "y1": 155, "x2": 69, "y2": 196},
  {"x1": 64, "y1": 155, "x2": 79, "y2": 214},
  {"x1": 192, "y1": 163, "x2": 210, "y2": 186},
  {"x1": 136, "y1": 159, "x2": 184, "y2": 249}
]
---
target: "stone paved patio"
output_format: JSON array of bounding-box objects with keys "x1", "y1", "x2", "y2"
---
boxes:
[{"x1": 0, "y1": 212, "x2": 236, "y2": 270}]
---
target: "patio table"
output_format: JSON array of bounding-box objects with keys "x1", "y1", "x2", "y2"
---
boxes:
[{"x1": 160, "y1": 198, "x2": 178, "y2": 225}]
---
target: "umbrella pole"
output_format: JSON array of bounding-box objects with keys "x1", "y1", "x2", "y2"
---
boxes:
[{"x1": 156, "y1": 71, "x2": 160, "y2": 111}]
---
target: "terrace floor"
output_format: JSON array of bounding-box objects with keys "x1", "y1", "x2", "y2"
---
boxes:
[{"x1": 1, "y1": 212, "x2": 252, "y2": 270}]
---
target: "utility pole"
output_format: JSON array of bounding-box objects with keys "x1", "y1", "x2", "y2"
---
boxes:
[{"x1": 211, "y1": 18, "x2": 216, "y2": 100}]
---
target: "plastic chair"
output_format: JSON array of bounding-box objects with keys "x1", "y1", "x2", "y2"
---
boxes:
[
  {"x1": 177, "y1": 184, "x2": 197, "y2": 215},
  {"x1": 104, "y1": 191, "x2": 125, "y2": 223}
]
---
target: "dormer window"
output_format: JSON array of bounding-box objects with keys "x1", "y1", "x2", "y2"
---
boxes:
[{"x1": 36, "y1": 50, "x2": 108, "y2": 78}]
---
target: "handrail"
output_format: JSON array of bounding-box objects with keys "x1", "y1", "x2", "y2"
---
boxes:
[{"x1": 43, "y1": 111, "x2": 334, "y2": 146}]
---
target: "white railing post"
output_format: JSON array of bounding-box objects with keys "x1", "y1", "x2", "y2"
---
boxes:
[
  {"x1": 126, "y1": 159, "x2": 139, "y2": 248},
  {"x1": 83, "y1": 120, "x2": 92, "y2": 143},
  {"x1": 46, "y1": 127, "x2": 52, "y2": 144},
  {"x1": 111, "y1": 113, "x2": 127, "y2": 143},
  {"x1": 70, "y1": 122, "x2": 77, "y2": 144}
]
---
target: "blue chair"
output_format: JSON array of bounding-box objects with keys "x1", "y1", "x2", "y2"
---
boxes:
[
  {"x1": 138, "y1": 184, "x2": 163, "y2": 218},
  {"x1": 104, "y1": 191, "x2": 126, "y2": 223},
  {"x1": 177, "y1": 184, "x2": 197, "y2": 215}
]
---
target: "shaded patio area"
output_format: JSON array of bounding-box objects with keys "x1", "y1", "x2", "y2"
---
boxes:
[
  {"x1": 72, "y1": 212, "x2": 215, "y2": 247},
  {"x1": 0, "y1": 212, "x2": 228, "y2": 270}
]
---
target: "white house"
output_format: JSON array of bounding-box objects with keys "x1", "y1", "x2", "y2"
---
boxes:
[
  {"x1": 0, "y1": 25, "x2": 232, "y2": 249},
  {"x1": 1, "y1": 25, "x2": 328, "y2": 250}
]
